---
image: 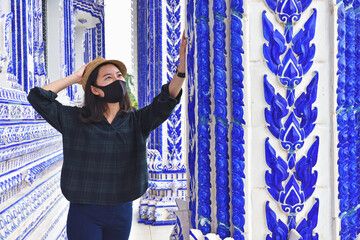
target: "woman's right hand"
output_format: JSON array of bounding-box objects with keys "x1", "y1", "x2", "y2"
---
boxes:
[
  {"x1": 41, "y1": 62, "x2": 90, "y2": 93},
  {"x1": 73, "y1": 63, "x2": 90, "y2": 85}
]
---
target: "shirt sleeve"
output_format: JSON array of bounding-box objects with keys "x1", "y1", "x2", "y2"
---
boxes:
[
  {"x1": 27, "y1": 87, "x2": 64, "y2": 133},
  {"x1": 138, "y1": 82, "x2": 182, "y2": 137}
]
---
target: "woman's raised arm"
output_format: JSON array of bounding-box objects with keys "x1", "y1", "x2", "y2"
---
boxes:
[{"x1": 42, "y1": 63, "x2": 88, "y2": 93}]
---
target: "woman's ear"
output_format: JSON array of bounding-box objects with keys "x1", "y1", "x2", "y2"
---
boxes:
[{"x1": 91, "y1": 85, "x2": 100, "y2": 96}]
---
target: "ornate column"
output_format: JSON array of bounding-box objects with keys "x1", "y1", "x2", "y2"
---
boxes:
[
  {"x1": 136, "y1": 0, "x2": 188, "y2": 226},
  {"x1": 336, "y1": 1, "x2": 360, "y2": 239},
  {"x1": 185, "y1": 0, "x2": 246, "y2": 239}
]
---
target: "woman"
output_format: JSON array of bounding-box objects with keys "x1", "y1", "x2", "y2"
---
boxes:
[{"x1": 27, "y1": 33, "x2": 187, "y2": 240}]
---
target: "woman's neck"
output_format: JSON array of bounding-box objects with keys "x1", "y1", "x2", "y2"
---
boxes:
[{"x1": 104, "y1": 102, "x2": 120, "y2": 124}]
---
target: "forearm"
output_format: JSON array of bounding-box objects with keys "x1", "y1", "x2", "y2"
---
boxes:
[
  {"x1": 42, "y1": 74, "x2": 78, "y2": 94},
  {"x1": 168, "y1": 62, "x2": 185, "y2": 98},
  {"x1": 169, "y1": 76, "x2": 184, "y2": 98}
]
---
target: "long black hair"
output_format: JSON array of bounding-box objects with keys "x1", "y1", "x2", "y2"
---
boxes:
[{"x1": 79, "y1": 63, "x2": 133, "y2": 123}]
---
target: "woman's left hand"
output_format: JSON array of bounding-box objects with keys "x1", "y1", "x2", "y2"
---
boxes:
[{"x1": 178, "y1": 30, "x2": 187, "y2": 73}]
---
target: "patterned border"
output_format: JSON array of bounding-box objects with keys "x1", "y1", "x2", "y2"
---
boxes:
[
  {"x1": 40, "y1": 202, "x2": 69, "y2": 240},
  {"x1": 213, "y1": 0, "x2": 230, "y2": 238},
  {"x1": 196, "y1": 0, "x2": 212, "y2": 234},
  {"x1": 0, "y1": 86, "x2": 28, "y2": 103},
  {"x1": 73, "y1": 0, "x2": 104, "y2": 22},
  {"x1": 230, "y1": 0, "x2": 246, "y2": 238},
  {"x1": 0, "y1": 122, "x2": 60, "y2": 150},
  {"x1": 186, "y1": 0, "x2": 197, "y2": 231},
  {"x1": 336, "y1": 2, "x2": 360, "y2": 239},
  {"x1": 166, "y1": 0, "x2": 183, "y2": 171}
]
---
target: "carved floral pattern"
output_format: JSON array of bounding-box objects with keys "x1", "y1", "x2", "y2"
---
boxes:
[
  {"x1": 166, "y1": 0, "x2": 183, "y2": 170},
  {"x1": 166, "y1": 0, "x2": 181, "y2": 170},
  {"x1": 263, "y1": 2, "x2": 319, "y2": 238}
]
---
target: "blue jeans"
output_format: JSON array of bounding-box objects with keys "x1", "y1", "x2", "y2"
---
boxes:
[{"x1": 66, "y1": 201, "x2": 133, "y2": 240}]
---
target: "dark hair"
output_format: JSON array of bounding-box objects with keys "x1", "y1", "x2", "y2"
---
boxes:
[{"x1": 79, "y1": 63, "x2": 133, "y2": 123}]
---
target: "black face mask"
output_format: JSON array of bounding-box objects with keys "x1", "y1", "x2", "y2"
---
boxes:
[{"x1": 93, "y1": 80, "x2": 127, "y2": 103}]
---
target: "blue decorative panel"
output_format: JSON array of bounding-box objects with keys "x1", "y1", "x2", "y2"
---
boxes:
[
  {"x1": 9, "y1": 0, "x2": 25, "y2": 91},
  {"x1": 263, "y1": 1, "x2": 320, "y2": 237},
  {"x1": 137, "y1": 0, "x2": 163, "y2": 154},
  {"x1": 166, "y1": 0, "x2": 183, "y2": 171},
  {"x1": 138, "y1": 149, "x2": 186, "y2": 226},
  {"x1": 230, "y1": 0, "x2": 246, "y2": 239},
  {"x1": 212, "y1": 0, "x2": 230, "y2": 238},
  {"x1": 137, "y1": 0, "x2": 148, "y2": 110},
  {"x1": 186, "y1": 0, "x2": 247, "y2": 237},
  {"x1": 33, "y1": 0, "x2": 47, "y2": 88},
  {"x1": 336, "y1": 2, "x2": 360, "y2": 239},
  {"x1": 196, "y1": 0, "x2": 212, "y2": 235},
  {"x1": 95, "y1": 23, "x2": 105, "y2": 57},
  {"x1": 62, "y1": 0, "x2": 76, "y2": 100},
  {"x1": 73, "y1": 0, "x2": 104, "y2": 22},
  {"x1": 186, "y1": 0, "x2": 197, "y2": 230},
  {"x1": 155, "y1": 0, "x2": 162, "y2": 153}
]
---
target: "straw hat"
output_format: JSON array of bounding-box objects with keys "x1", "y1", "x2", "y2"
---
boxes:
[{"x1": 81, "y1": 57, "x2": 127, "y2": 90}]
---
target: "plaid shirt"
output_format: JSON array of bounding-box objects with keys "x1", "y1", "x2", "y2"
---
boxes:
[{"x1": 27, "y1": 83, "x2": 181, "y2": 205}]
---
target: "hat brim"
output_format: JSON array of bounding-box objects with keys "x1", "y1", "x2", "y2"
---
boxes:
[{"x1": 82, "y1": 58, "x2": 127, "y2": 90}]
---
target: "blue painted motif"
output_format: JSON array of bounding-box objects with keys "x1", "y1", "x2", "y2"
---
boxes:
[
  {"x1": 33, "y1": 0, "x2": 47, "y2": 88},
  {"x1": 22, "y1": 0, "x2": 28, "y2": 91},
  {"x1": 263, "y1": 2, "x2": 319, "y2": 237},
  {"x1": 148, "y1": 0, "x2": 155, "y2": 150},
  {"x1": 196, "y1": 0, "x2": 212, "y2": 235},
  {"x1": 166, "y1": 0, "x2": 182, "y2": 170},
  {"x1": 186, "y1": 0, "x2": 197, "y2": 230},
  {"x1": 265, "y1": 0, "x2": 312, "y2": 42},
  {"x1": 156, "y1": 0, "x2": 163, "y2": 153},
  {"x1": 336, "y1": 2, "x2": 360, "y2": 239},
  {"x1": 9, "y1": 0, "x2": 25, "y2": 91},
  {"x1": 230, "y1": 0, "x2": 246, "y2": 238},
  {"x1": 5, "y1": 12, "x2": 16, "y2": 82},
  {"x1": 266, "y1": 199, "x2": 319, "y2": 240},
  {"x1": 213, "y1": 0, "x2": 230, "y2": 238},
  {"x1": 344, "y1": 10, "x2": 357, "y2": 240},
  {"x1": 73, "y1": 0, "x2": 104, "y2": 22},
  {"x1": 62, "y1": 0, "x2": 76, "y2": 100},
  {"x1": 137, "y1": 0, "x2": 147, "y2": 110},
  {"x1": 137, "y1": 0, "x2": 163, "y2": 154},
  {"x1": 265, "y1": 201, "x2": 288, "y2": 239}
]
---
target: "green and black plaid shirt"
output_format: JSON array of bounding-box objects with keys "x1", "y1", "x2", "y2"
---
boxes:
[{"x1": 27, "y1": 83, "x2": 181, "y2": 205}]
